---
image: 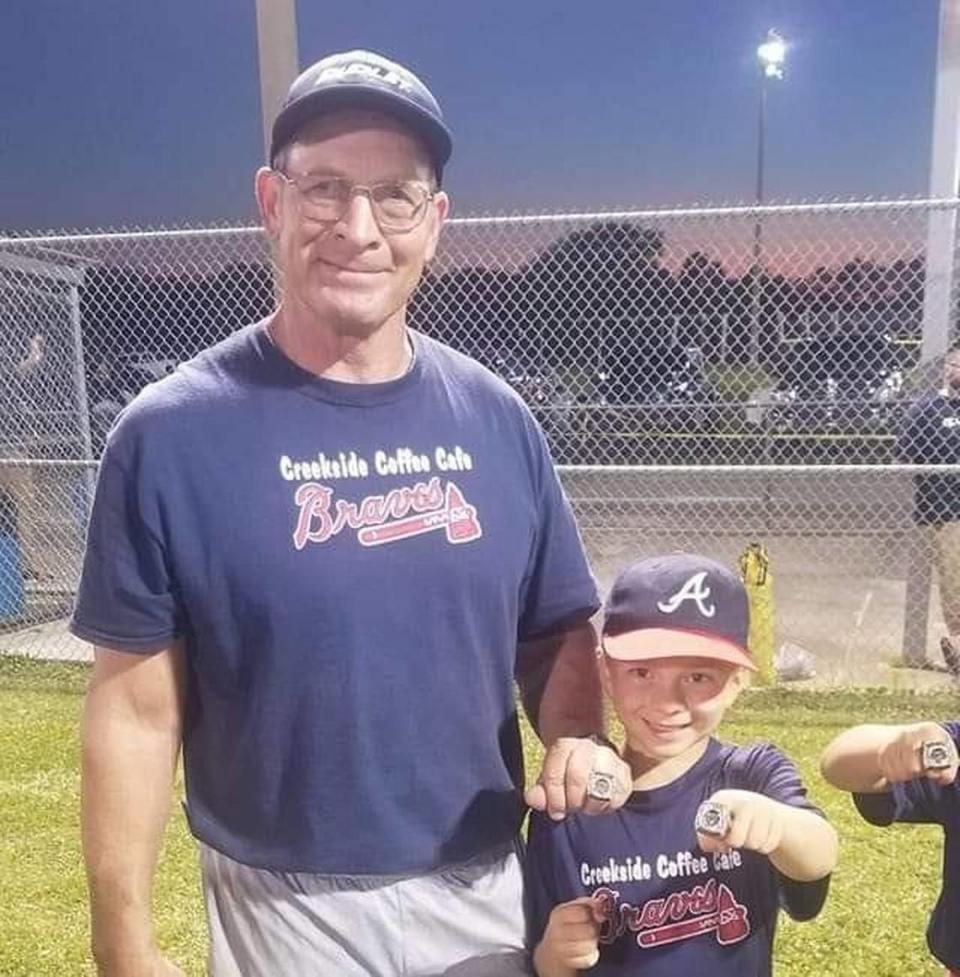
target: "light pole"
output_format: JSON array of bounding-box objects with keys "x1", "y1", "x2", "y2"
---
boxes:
[{"x1": 749, "y1": 29, "x2": 786, "y2": 366}]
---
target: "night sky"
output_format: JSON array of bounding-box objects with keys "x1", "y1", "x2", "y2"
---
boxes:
[{"x1": 1, "y1": 1, "x2": 941, "y2": 233}]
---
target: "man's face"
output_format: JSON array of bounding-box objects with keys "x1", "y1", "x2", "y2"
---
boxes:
[
  {"x1": 256, "y1": 110, "x2": 449, "y2": 339},
  {"x1": 945, "y1": 352, "x2": 960, "y2": 393},
  {"x1": 601, "y1": 655, "x2": 742, "y2": 762}
]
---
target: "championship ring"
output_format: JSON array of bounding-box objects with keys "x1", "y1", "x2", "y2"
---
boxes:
[
  {"x1": 695, "y1": 800, "x2": 732, "y2": 838},
  {"x1": 586, "y1": 769, "x2": 617, "y2": 802},
  {"x1": 921, "y1": 739, "x2": 954, "y2": 771}
]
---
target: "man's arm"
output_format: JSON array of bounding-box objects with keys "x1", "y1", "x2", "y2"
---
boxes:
[
  {"x1": 81, "y1": 643, "x2": 187, "y2": 977},
  {"x1": 518, "y1": 622, "x2": 631, "y2": 818},
  {"x1": 895, "y1": 400, "x2": 928, "y2": 464},
  {"x1": 516, "y1": 621, "x2": 602, "y2": 745}
]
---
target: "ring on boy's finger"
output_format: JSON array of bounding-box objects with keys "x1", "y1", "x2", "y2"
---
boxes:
[
  {"x1": 920, "y1": 740, "x2": 955, "y2": 771},
  {"x1": 585, "y1": 769, "x2": 618, "y2": 802},
  {"x1": 695, "y1": 800, "x2": 732, "y2": 838}
]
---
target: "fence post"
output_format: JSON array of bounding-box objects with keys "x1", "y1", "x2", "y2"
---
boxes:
[{"x1": 902, "y1": 528, "x2": 933, "y2": 666}]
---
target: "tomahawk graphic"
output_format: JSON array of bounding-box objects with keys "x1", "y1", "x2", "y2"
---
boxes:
[
  {"x1": 357, "y1": 483, "x2": 482, "y2": 546},
  {"x1": 637, "y1": 884, "x2": 749, "y2": 948}
]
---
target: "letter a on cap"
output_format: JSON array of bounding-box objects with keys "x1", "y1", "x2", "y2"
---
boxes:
[{"x1": 657, "y1": 571, "x2": 716, "y2": 618}]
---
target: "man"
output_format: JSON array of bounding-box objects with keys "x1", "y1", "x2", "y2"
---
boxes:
[
  {"x1": 897, "y1": 344, "x2": 960, "y2": 675},
  {"x1": 75, "y1": 50, "x2": 629, "y2": 977},
  {"x1": 0, "y1": 332, "x2": 51, "y2": 584}
]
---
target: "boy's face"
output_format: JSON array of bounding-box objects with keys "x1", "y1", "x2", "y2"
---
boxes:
[{"x1": 601, "y1": 654, "x2": 743, "y2": 761}]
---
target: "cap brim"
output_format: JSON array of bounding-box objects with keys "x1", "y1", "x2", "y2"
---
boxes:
[
  {"x1": 603, "y1": 628, "x2": 757, "y2": 671},
  {"x1": 270, "y1": 87, "x2": 453, "y2": 174}
]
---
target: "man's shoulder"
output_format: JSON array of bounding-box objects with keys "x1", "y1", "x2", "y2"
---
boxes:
[
  {"x1": 105, "y1": 324, "x2": 263, "y2": 449},
  {"x1": 416, "y1": 333, "x2": 527, "y2": 405}
]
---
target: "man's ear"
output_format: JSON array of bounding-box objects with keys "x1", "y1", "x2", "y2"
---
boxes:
[
  {"x1": 255, "y1": 167, "x2": 283, "y2": 240},
  {"x1": 422, "y1": 191, "x2": 450, "y2": 263}
]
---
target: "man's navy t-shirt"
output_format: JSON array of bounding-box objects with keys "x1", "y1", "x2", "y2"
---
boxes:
[
  {"x1": 853, "y1": 721, "x2": 960, "y2": 969},
  {"x1": 71, "y1": 324, "x2": 599, "y2": 874},
  {"x1": 525, "y1": 740, "x2": 830, "y2": 977}
]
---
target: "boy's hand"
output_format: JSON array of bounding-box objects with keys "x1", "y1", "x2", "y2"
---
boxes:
[
  {"x1": 878, "y1": 722, "x2": 959, "y2": 787},
  {"x1": 536, "y1": 897, "x2": 604, "y2": 972},
  {"x1": 695, "y1": 789, "x2": 785, "y2": 855}
]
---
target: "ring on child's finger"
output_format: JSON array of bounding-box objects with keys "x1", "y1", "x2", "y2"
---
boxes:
[
  {"x1": 585, "y1": 769, "x2": 618, "y2": 802},
  {"x1": 920, "y1": 739, "x2": 955, "y2": 771},
  {"x1": 695, "y1": 800, "x2": 732, "y2": 838}
]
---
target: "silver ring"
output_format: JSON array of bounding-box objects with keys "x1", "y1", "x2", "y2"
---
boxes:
[
  {"x1": 921, "y1": 740, "x2": 954, "y2": 771},
  {"x1": 695, "y1": 801, "x2": 732, "y2": 838},
  {"x1": 586, "y1": 769, "x2": 617, "y2": 802}
]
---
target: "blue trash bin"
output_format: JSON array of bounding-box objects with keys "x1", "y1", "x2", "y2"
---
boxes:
[{"x1": 0, "y1": 489, "x2": 25, "y2": 621}]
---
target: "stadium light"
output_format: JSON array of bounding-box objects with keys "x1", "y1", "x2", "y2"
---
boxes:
[{"x1": 757, "y1": 30, "x2": 787, "y2": 80}]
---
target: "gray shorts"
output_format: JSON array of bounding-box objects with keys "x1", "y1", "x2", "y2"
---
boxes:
[{"x1": 200, "y1": 840, "x2": 532, "y2": 977}]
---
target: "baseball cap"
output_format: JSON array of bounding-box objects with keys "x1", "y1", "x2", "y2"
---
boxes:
[
  {"x1": 602, "y1": 553, "x2": 756, "y2": 670},
  {"x1": 270, "y1": 50, "x2": 453, "y2": 182}
]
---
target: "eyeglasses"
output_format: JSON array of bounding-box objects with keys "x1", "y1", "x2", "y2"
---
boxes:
[{"x1": 274, "y1": 171, "x2": 435, "y2": 233}]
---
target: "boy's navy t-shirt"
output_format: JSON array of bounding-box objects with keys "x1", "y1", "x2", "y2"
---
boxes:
[
  {"x1": 853, "y1": 721, "x2": 960, "y2": 969},
  {"x1": 525, "y1": 739, "x2": 830, "y2": 977},
  {"x1": 71, "y1": 324, "x2": 599, "y2": 874}
]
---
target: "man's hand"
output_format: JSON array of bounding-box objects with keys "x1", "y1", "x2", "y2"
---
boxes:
[
  {"x1": 878, "y1": 722, "x2": 959, "y2": 787},
  {"x1": 525, "y1": 736, "x2": 631, "y2": 819},
  {"x1": 695, "y1": 789, "x2": 785, "y2": 855},
  {"x1": 534, "y1": 897, "x2": 604, "y2": 975}
]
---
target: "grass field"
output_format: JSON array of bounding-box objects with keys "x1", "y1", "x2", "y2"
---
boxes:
[{"x1": 1, "y1": 657, "x2": 955, "y2": 977}]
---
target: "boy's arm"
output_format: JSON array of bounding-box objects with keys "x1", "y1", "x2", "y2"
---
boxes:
[
  {"x1": 820, "y1": 722, "x2": 959, "y2": 793},
  {"x1": 697, "y1": 789, "x2": 838, "y2": 882},
  {"x1": 766, "y1": 801, "x2": 839, "y2": 882}
]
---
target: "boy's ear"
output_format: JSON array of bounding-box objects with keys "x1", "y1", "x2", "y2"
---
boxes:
[
  {"x1": 597, "y1": 648, "x2": 613, "y2": 698},
  {"x1": 724, "y1": 666, "x2": 750, "y2": 704}
]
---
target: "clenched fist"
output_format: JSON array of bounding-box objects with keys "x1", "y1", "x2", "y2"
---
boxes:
[
  {"x1": 878, "y1": 722, "x2": 959, "y2": 787},
  {"x1": 534, "y1": 897, "x2": 605, "y2": 975},
  {"x1": 695, "y1": 789, "x2": 786, "y2": 856}
]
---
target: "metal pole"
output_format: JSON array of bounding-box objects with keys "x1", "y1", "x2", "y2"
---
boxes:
[
  {"x1": 749, "y1": 72, "x2": 767, "y2": 367},
  {"x1": 254, "y1": 0, "x2": 300, "y2": 162},
  {"x1": 922, "y1": 0, "x2": 960, "y2": 367},
  {"x1": 68, "y1": 286, "x2": 94, "y2": 477},
  {"x1": 68, "y1": 283, "x2": 96, "y2": 520}
]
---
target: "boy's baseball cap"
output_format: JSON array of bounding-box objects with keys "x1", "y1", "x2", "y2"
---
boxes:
[
  {"x1": 270, "y1": 50, "x2": 453, "y2": 181},
  {"x1": 602, "y1": 553, "x2": 756, "y2": 670}
]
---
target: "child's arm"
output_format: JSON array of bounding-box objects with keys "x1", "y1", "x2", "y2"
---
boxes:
[
  {"x1": 820, "y1": 722, "x2": 959, "y2": 793},
  {"x1": 696, "y1": 789, "x2": 838, "y2": 882},
  {"x1": 532, "y1": 898, "x2": 603, "y2": 977}
]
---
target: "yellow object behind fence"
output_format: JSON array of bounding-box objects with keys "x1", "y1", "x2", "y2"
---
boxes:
[{"x1": 737, "y1": 543, "x2": 776, "y2": 685}]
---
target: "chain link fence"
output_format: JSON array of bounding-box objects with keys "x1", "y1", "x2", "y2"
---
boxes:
[{"x1": 2, "y1": 198, "x2": 960, "y2": 686}]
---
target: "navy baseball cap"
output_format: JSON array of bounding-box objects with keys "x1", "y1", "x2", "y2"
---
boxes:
[
  {"x1": 602, "y1": 553, "x2": 756, "y2": 670},
  {"x1": 270, "y1": 50, "x2": 453, "y2": 182}
]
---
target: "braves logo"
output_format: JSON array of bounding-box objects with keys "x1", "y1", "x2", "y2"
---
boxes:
[
  {"x1": 657, "y1": 571, "x2": 716, "y2": 618},
  {"x1": 594, "y1": 878, "x2": 750, "y2": 949},
  {"x1": 292, "y1": 477, "x2": 482, "y2": 549}
]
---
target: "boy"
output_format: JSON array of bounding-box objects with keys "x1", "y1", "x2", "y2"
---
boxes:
[
  {"x1": 525, "y1": 553, "x2": 838, "y2": 976},
  {"x1": 821, "y1": 718, "x2": 960, "y2": 975}
]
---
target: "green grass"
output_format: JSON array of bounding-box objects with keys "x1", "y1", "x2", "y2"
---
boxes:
[{"x1": 1, "y1": 661, "x2": 956, "y2": 976}]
